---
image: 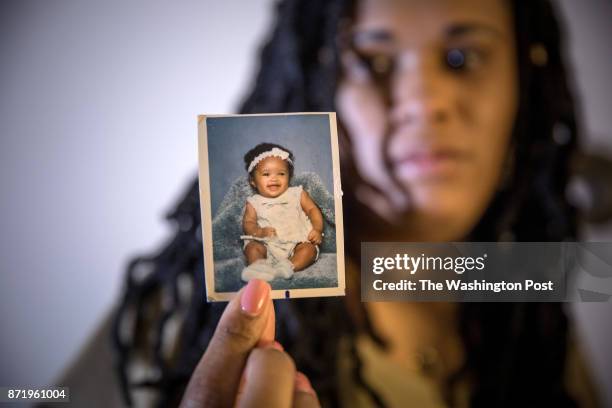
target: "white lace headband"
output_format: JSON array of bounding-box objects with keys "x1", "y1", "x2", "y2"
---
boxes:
[{"x1": 247, "y1": 147, "x2": 293, "y2": 173}]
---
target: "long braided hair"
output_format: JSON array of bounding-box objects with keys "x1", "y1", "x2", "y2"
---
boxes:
[{"x1": 112, "y1": 0, "x2": 581, "y2": 406}]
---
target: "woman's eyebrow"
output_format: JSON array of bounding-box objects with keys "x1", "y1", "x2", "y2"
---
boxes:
[
  {"x1": 352, "y1": 29, "x2": 394, "y2": 47},
  {"x1": 445, "y1": 22, "x2": 505, "y2": 39}
]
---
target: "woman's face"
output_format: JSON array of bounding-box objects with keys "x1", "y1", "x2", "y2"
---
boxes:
[{"x1": 337, "y1": 0, "x2": 518, "y2": 241}]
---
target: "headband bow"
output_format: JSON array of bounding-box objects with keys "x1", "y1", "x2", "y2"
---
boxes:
[{"x1": 247, "y1": 147, "x2": 293, "y2": 173}]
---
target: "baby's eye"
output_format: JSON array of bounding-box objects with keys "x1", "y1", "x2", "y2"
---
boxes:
[{"x1": 262, "y1": 172, "x2": 269, "y2": 176}]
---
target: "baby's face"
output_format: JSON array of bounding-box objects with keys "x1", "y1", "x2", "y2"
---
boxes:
[{"x1": 250, "y1": 157, "x2": 290, "y2": 198}]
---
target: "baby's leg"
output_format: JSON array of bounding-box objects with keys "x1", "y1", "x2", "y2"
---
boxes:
[
  {"x1": 290, "y1": 242, "x2": 317, "y2": 271},
  {"x1": 244, "y1": 241, "x2": 267, "y2": 264}
]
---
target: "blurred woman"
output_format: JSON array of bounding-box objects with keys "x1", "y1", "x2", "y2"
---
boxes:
[{"x1": 105, "y1": 0, "x2": 600, "y2": 406}]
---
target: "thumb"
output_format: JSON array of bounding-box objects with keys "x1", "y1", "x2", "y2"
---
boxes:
[{"x1": 181, "y1": 280, "x2": 275, "y2": 407}]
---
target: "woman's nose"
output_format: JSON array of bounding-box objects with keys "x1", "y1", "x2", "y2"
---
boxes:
[{"x1": 389, "y1": 53, "x2": 451, "y2": 128}]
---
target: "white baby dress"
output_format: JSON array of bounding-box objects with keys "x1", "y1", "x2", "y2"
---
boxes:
[{"x1": 241, "y1": 185, "x2": 315, "y2": 281}]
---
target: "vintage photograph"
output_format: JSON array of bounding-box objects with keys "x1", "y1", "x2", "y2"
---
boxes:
[{"x1": 198, "y1": 113, "x2": 345, "y2": 301}]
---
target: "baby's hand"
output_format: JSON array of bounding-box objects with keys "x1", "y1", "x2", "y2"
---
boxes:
[
  {"x1": 258, "y1": 227, "x2": 277, "y2": 238},
  {"x1": 308, "y1": 229, "x2": 323, "y2": 245}
]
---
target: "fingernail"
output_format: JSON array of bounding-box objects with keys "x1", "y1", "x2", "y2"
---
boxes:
[
  {"x1": 295, "y1": 372, "x2": 315, "y2": 395},
  {"x1": 260, "y1": 340, "x2": 284, "y2": 351},
  {"x1": 241, "y1": 279, "x2": 270, "y2": 316}
]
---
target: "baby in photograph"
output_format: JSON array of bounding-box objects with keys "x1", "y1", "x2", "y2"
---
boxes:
[{"x1": 241, "y1": 143, "x2": 324, "y2": 281}]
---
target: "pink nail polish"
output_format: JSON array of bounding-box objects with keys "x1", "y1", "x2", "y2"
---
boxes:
[
  {"x1": 267, "y1": 341, "x2": 284, "y2": 351},
  {"x1": 241, "y1": 279, "x2": 270, "y2": 316},
  {"x1": 260, "y1": 340, "x2": 284, "y2": 351}
]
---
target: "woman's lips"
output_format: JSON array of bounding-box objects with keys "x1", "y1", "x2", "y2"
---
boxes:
[{"x1": 393, "y1": 150, "x2": 468, "y2": 180}]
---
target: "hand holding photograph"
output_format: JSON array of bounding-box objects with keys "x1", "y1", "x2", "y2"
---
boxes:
[{"x1": 198, "y1": 113, "x2": 345, "y2": 301}]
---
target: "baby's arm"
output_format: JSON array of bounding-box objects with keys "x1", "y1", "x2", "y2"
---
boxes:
[
  {"x1": 243, "y1": 202, "x2": 276, "y2": 238},
  {"x1": 300, "y1": 190, "x2": 324, "y2": 245}
]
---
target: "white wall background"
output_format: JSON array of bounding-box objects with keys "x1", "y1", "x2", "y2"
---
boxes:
[
  {"x1": 0, "y1": 0, "x2": 610, "y2": 404},
  {"x1": 0, "y1": 0, "x2": 275, "y2": 388},
  {"x1": 557, "y1": 0, "x2": 612, "y2": 405}
]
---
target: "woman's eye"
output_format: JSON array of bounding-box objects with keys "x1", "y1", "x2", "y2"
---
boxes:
[
  {"x1": 370, "y1": 54, "x2": 394, "y2": 75},
  {"x1": 356, "y1": 52, "x2": 395, "y2": 78},
  {"x1": 445, "y1": 48, "x2": 486, "y2": 72}
]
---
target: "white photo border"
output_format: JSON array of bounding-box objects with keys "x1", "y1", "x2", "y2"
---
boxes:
[{"x1": 198, "y1": 112, "x2": 346, "y2": 302}]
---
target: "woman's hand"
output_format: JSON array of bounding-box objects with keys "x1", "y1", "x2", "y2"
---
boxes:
[{"x1": 180, "y1": 279, "x2": 319, "y2": 408}]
